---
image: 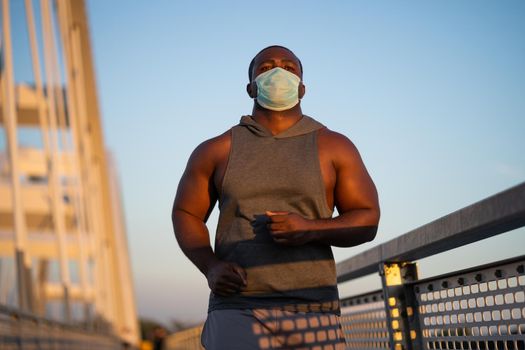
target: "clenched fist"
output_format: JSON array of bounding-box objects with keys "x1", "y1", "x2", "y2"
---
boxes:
[
  {"x1": 266, "y1": 211, "x2": 317, "y2": 246},
  {"x1": 206, "y1": 260, "x2": 247, "y2": 296}
]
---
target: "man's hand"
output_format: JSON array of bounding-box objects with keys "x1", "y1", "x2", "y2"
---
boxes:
[
  {"x1": 206, "y1": 260, "x2": 247, "y2": 296},
  {"x1": 266, "y1": 211, "x2": 316, "y2": 246}
]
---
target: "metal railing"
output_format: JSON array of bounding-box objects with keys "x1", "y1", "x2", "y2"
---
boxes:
[
  {"x1": 0, "y1": 304, "x2": 126, "y2": 350},
  {"x1": 165, "y1": 325, "x2": 205, "y2": 350},
  {"x1": 337, "y1": 182, "x2": 525, "y2": 350}
]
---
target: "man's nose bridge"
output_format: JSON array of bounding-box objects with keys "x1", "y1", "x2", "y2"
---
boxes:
[{"x1": 275, "y1": 59, "x2": 287, "y2": 69}]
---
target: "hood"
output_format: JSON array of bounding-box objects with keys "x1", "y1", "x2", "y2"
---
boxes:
[{"x1": 238, "y1": 115, "x2": 325, "y2": 139}]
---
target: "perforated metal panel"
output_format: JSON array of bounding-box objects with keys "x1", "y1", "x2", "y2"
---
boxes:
[
  {"x1": 413, "y1": 256, "x2": 525, "y2": 350},
  {"x1": 340, "y1": 290, "x2": 390, "y2": 349}
]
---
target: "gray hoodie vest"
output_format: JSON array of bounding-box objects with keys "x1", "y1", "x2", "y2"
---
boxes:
[{"x1": 209, "y1": 115, "x2": 340, "y2": 314}]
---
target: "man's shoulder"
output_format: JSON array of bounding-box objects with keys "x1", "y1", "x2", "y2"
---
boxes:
[
  {"x1": 318, "y1": 127, "x2": 357, "y2": 152},
  {"x1": 317, "y1": 127, "x2": 363, "y2": 170},
  {"x1": 197, "y1": 129, "x2": 231, "y2": 149},
  {"x1": 190, "y1": 129, "x2": 232, "y2": 164}
]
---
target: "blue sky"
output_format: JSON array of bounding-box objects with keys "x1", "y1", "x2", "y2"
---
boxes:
[{"x1": 6, "y1": 0, "x2": 525, "y2": 324}]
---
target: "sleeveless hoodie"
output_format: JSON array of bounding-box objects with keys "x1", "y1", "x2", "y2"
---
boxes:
[{"x1": 209, "y1": 115, "x2": 340, "y2": 314}]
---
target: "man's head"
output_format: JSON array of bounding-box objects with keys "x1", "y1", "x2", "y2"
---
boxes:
[
  {"x1": 247, "y1": 45, "x2": 306, "y2": 104},
  {"x1": 248, "y1": 45, "x2": 303, "y2": 82}
]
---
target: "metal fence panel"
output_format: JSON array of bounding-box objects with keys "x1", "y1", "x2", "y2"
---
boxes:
[
  {"x1": 340, "y1": 290, "x2": 390, "y2": 349},
  {"x1": 412, "y1": 255, "x2": 525, "y2": 350}
]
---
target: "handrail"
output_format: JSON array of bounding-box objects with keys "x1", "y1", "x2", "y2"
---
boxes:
[
  {"x1": 0, "y1": 303, "x2": 114, "y2": 334},
  {"x1": 0, "y1": 303, "x2": 124, "y2": 348},
  {"x1": 336, "y1": 181, "x2": 525, "y2": 282}
]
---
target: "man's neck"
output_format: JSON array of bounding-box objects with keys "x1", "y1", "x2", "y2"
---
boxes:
[{"x1": 251, "y1": 103, "x2": 303, "y2": 136}]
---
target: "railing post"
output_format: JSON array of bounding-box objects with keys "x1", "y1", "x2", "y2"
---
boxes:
[{"x1": 379, "y1": 262, "x2": 422, "y2": 350}]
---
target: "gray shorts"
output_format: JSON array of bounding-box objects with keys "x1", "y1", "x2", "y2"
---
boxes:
[{"x1": 201, "y1": 308, "x2": 347, "y2": 350}]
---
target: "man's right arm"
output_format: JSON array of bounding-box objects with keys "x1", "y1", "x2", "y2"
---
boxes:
[{"x1": 171, "y1": 137, "x2": 246, "y2": 296}]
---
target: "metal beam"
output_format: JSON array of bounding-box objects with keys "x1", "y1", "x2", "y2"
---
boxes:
[
  {"x1": 337, "y1": 182, "x2": 525, "y2": 282},
  {"x1": 2, "y1": 0, "x2": 32, "y2": 313},
  {"x1": 40, "y1": 0, "x2": 71, "y2": 322}
]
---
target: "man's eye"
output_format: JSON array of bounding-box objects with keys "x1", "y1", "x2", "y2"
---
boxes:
[
  {"x1": 260, "y1": 66, "x2": 271, "y2": 72},
  {"x1": 284, "y1": 66, "x2": 295, "y2": 72}
]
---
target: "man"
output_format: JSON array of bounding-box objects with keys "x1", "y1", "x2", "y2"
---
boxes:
[{"x1": 172, "y1": 45, "x2": 380, "y2": 349}]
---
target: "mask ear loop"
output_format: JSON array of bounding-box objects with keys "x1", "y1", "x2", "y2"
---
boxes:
[
  {"x1": 250, "y1": 81, "x2": 258, "y2": 99},
  {"x1": 246, "y1": 80, "x2": 258, "y2": 99},
  {"x1": 298, "y1": 81, "x2": 305, "y2": 100}
]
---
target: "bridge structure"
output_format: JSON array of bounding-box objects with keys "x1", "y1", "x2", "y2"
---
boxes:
[{"x1": 1, "y1": 0, "x2": 139, "y2": 348}]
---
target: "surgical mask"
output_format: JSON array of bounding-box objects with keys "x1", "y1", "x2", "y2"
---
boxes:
[{"x1": 254, "y1": 67, "x2": 301, "y2": 111}]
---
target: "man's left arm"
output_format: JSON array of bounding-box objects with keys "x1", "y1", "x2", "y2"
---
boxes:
[{"x1": 267, "y1": 132, "x2": 380, "y2": 247}]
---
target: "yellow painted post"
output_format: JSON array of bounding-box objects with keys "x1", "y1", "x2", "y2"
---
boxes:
[{"x1": 380, "y1": 262, "x2": 421, "y2": 350}]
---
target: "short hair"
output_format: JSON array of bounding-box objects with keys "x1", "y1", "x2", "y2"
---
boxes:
[{"x1": 248, "y1": 45, "x2": 303, "y2": 81}]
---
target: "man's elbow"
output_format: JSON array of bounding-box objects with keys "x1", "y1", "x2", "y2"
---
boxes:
[
  {"x1": 367, "y1": 206, "x2": 380, "y2": 241},
  {"x1": 363, "y1": 225, "x2": 378, "y2": 243},
  {"x1": 171, "y1": 207, "x2": 191, "y2": 236},
  {"x1": 334, "y1": 225, "x2": 378, "y2": 247}
]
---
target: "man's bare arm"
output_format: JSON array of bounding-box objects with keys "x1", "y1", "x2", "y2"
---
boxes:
[
  {"x1": 268, "y1": 131, "x2": 380, "y2": 247},
  {"x1": 172, "y1": 137, "x2": 246, "y2": 295}
]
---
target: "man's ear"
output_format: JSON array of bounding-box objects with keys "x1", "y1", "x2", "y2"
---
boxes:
[
  {"x1": 246, "y1": 81, "x2": 258, "y2": 98},
  {"x1": 299, "y1": 82, "x2": 306, "y2": 99}
]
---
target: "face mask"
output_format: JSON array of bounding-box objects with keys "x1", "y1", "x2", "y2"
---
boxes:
[{"x1": 254, "y1": 67, "x2": 301, "y2": 111}]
